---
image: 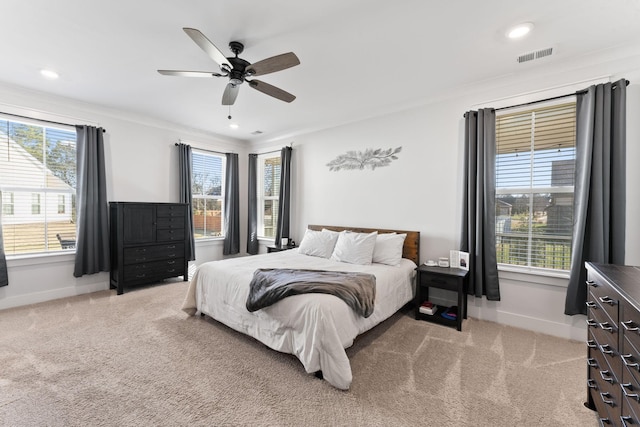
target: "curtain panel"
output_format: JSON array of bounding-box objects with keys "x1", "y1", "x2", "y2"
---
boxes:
[
  {"x1": 274, "y1": 147, "x2": 292, "y2": 245},
  {"x1": 461, "y1": 109, "x2": 500, "y2": 300},
  {"x1": 0, "y1": 190, "x2": 7, "y2": 287},
  {"x1": 177, "y1": 143, "x2": 196, "y2": 261},
  {"x1": 564, "y1": 79, "x2": 627, "y2": 315},
  {"x1": 223, "y1": 153, "x2": 240, "y2": 255},
  {"x1": 247, "y1": 154, "x2": 259, "y2": 255},
  {"x1": 74, "y1": 125, "x2": 110, "y2": 277}
]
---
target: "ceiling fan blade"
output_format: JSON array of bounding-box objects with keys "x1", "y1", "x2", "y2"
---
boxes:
[
  {"x1": 157, "y1": 70, "x2": 224, "y2": 78},
  {"x1": 183, "y1": 27, "x2": 232, "y2": 70},
  {"x1": 222, "y1": 83, "x2": 240, "y2": 105},
  {"x1": 248, "y1": 80, "x2": 296, "y2": 103},
  {"x1": 246, "y1": 52, "x2": 300, "y2": 76}
]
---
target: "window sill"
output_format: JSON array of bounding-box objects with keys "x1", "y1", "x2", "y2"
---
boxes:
[
  {"x1": 497, "y1": 264, "x2": 569, "y2": 288},
  {"x1": 7, "y1": 251, "x2": 76, "y2": 267},
  {"x1": 195, "y1": 237, "x2": 224, "y2": 246}
]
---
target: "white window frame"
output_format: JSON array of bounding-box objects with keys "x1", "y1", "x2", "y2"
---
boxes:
[
  {"x1": 494, "y1": 99, "x2": 576, "y2": 274},
  {"x1": 190, "y1": 149, "x2": 226, "y2": 240},
  {"x1": 257, "y1": 153, "x2": 281, "y2": 239}
]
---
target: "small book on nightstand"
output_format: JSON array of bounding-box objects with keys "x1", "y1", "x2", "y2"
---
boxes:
[{"x1": 419, "y1": 301, "x2": 437, "y2": 315}]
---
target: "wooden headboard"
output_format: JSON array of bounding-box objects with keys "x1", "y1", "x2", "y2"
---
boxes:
[{"x1": 308, "y1": 225, "x2": 420, "y2": 265}]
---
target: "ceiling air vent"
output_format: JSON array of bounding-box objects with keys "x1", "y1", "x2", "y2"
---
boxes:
[
  {"x1": 251, "y1": 130, "x2": 263, "y2": 135},
  {"x1": 517, "y1": 47, "x2": 553, "y2": 63}
]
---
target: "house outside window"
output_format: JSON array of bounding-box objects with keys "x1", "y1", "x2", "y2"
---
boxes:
[
  {"x1": 0, "y1": 117, "x2": 77, "y2": 255},
  {"x1": 495, "y1": 101, "x2": 576, "y2": 271},
  {"x1": 257, "y1": 154, "x2": 281, "y2": 238},
  {"x1": 191, "y1": 149, "x2": 225, "y2": 238},
  {"x1": 2, "y1": 192, "x2": 14, "y2": 215}
]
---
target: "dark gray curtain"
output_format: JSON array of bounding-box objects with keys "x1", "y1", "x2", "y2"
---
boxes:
[
  {"x1": 74, "y1": 125, "x2": 110, "y2": 277},
  {"x1": 564, "y1": 79, "x2": 626, "y2": 315},
  {"x1": 223, "y1": 153, "x2": 240, "y2": 255},
  {"x1": 0, "y1": 190, "x2": 8, "y2": 287},
  {"x1": 461, "y1": 109, "x2": 500, "y2": 300},
  {"x1": 274, "y1": 147, "x2": 292, "y2": 245},
  {"x1": 247, "y1": 154, "x2": 259, "y2": 255},
  {"x1": 177, "y1": 143, "x2": 195, "y2": 261}
]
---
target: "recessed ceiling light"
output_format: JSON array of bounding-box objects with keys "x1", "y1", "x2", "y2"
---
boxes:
[
  {"x1": 229, "y1": 123, "x2": 239, "y2": 129},
  {"x1": 506, "y1": 22, "x2": 534, "y2": 39},
  {"x1": 40, "y1": 69, "x2": 59, "y2": 80}
]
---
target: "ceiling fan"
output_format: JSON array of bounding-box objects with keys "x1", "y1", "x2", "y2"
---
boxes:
[{"x1": 158, "y1": 28, "x2": 300, "y2": 106}]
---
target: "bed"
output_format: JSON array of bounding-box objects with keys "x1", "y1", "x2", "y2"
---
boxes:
[{"x1": 182, "y1": 225, "x2": 420, "y2": 389}]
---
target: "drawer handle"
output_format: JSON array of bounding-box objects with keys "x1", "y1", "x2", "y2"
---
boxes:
[
  {"x1": 168, "y1": 254, "x2": 176, "y2": 258},
  {"x1": 167, "y1": 260, "x2": 176, "y2": 265},
  {"x1": 167, "y1": 245, "x2": 176, "y2": 249},
  {"x1": 587, "y1": 358, "x2": 598, "y2": 368},
  {"x1": 599, "y1": 296, "x2": 616, "y2": 306},
  {"x1": 599, "y1": 322, "x2": 614, "y2": 332},
  {"x1": 600, "y1": 392, "x2": 615, "y2": 406},
  {"x1": 586, "y1": 319, "x2": 598, "y2": 327},
  {"x1": 587, "y1": 340, "x2": 597, "y2": 349},
  {"x1": 621, "y1": 416, "x2": 633, "y2": 427},
  {"x1": 621, "y1": 354, "x2": 640, "y2": 370},
  {"x1": 599, "y1": 344, "x2": 614, "y2": 355},
  {"x1": 136, "y1": 274, "x2": 146, "y2": 278},
  {"x1": 135, "y1": 248, "x2": 147, "y2": 253},
  {"x1": 135, "y1": 257, "x2": 147, "y2": 262},
  {"x1": 587, "y1": 378, "x2": 598, "y2": 389},
  {"x1": 586, "y1": 301, "x2": 597, "y2": 308},
  {"x1": 167, "y1": 269, "x2": 176, "y2": 273},
  {"x1": 621, "y1": 383, "x2": 640, "y2": 401},
  {"x1": 600, "y1": 370, "x2": 615, "y2": 384},
  {"x1": 622, "y1": 320, "x2": 640, "y2": 332},
  {"x1": 587, "y1": 280, "x2": 597, "y2": 287}
]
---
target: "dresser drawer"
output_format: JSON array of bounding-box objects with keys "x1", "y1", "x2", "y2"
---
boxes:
[
  {"x1": 157, "y1": 215, "x2": 185, "y2": 229},
  {"x1": 157, "y1": 228, "x2": 185, "y2": 242},
  {"x1": 124, "y1": 258, "x2": 185, "y2": 282},
  {"x1": 157, "y1": 205, "x2": 185, "y2": 218},
  {"x1": 123, "y1": 243, "x2": 185, "y2": 264},
  {"x1": 621, "y1": 366, "x2": 640, "y2": 427},
  {"x1": 588, "y1": 282, "x2": 619, "y2": 324}
]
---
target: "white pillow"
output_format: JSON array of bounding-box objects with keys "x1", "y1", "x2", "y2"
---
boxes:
[
  {"x1": 297, "y1": 229, "x2": 339, "y2": 258},
  {"x1": 331, "y1": 231, "x2": 378, "y2": 265},
  {"x1": 373, "y1": 233, "x2": 407, "y2": 266}
]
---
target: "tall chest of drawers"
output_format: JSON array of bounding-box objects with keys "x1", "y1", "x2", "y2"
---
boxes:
[
  {"x1": 586, "y1": 262, "x2": 640, "y2": 426},
  {"x1": 109, "y1": 202, "x2": 189, "y2": 295}
]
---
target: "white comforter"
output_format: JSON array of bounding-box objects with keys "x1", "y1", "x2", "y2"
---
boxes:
[{"x1": 182, "y1": 249, "x2": 416, "y2": 389}]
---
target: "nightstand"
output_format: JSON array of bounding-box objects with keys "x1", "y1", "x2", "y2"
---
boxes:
[
  {"x1": 415, "y1": 265, "x2": 469, "y2": 331},
  {"x1": 267, "y1": 244, "x2": 296, "y2": 253}
]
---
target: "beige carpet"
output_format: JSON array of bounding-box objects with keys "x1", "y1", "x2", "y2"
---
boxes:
[{"x1": 0, "y1": 280, "x2": 597, "y2": 426}]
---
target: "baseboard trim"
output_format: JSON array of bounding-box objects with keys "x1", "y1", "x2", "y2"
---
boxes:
[{"x1": 0, "y1": 281, "x2": 109, "y2": 311}]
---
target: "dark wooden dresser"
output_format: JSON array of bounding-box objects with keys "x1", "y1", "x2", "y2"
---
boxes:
[
  {"x1": 109, "y1": 202, "x2": 189, "y2": 295},
  {"x1": 586, "y1": 262, "x2": 640, "y2": 426}
]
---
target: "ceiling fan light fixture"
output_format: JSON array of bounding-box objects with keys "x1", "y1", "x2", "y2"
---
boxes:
[
  {"x1": 229, "y1": 123, "x2": 239, "y2": 129},
  {"x1": 40, "y1": 69, "x2": 59, "y2": 80},
  {"x1": 506, "y1": 22, "x2": 534, "y2": 39}
]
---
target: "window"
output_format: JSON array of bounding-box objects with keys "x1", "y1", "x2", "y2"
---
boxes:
[
  {"x1": 257, "y1": 154, "x2": 281, "y2": 238},
  {"x1": 2, "y1": 192, "x2": 14, "y2": 215},
  {"x1": 31, "y1": 193, "x2": 41, "y2": 214},
  {"x1": 58, "y1": 195, "x2": 66, "y2": 214},
  {"x1": 495, "y1": 101, "x2": 576, "y2": 271},
  {"x1": 191, "y1": 149, "x2": 225, "y2": 238},
  {"x1": 0, "y1": 117, "x2": 77, "y2": 255}
]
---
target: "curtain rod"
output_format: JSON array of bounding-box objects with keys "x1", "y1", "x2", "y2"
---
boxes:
[
  {"x1": 466, "y1": 79, "x2": 630, "y2": 117},
  {"x1": 175, "y1": 142, "x2": 228, "y2": 156},
  {"x1": 0, "y1": 110, "x2": 106, "y2": 132}
]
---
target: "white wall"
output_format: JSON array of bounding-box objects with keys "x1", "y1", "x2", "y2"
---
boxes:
[
  {"x1": 253, "y1": 65, "x2": 640, "y2": 341},
  {"x1": 0, "y1": 82, "x2": 247, "y2": 310}
]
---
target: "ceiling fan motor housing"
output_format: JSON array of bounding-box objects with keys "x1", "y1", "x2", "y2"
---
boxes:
[{"x1": 227, "y1": 56, "x2": 250, "y2": 85}]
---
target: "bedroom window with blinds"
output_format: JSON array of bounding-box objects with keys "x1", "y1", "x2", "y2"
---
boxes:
[
  {"x1": 0, "y1": 117, "x2": 77, "y2": 255},
  {"x1": 257, "y1": 154, "x2": 281, "y2": 238},
  {"x1": 191, "y1": 149, "x2": 226, "y2": 238},
  {"x1": 495, "y1": 101, "x2": 576, "y2": 271}
]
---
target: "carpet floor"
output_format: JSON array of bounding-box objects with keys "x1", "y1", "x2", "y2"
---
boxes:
[{"x1": 0, "y1": 280, "x2": 597, "y2": 426}]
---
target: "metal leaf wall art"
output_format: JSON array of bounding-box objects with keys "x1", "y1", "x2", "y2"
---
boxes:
[{"x1": 326, "y1": 146, "x2": 402, "y2": 171}]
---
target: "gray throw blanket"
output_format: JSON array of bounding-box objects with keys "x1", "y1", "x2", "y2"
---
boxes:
[{"x1": 246, "y1": 269, "x2": 376, "y2": 318}]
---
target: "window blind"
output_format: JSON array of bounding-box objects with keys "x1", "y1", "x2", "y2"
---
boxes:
[{"x1": 495, "y1": 102, "x2": 576, "y2": 270}]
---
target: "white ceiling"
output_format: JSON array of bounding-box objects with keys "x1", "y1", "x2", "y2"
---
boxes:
[{"x1": 1, "y1": 0, "x2": 640, "y2": 143}]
